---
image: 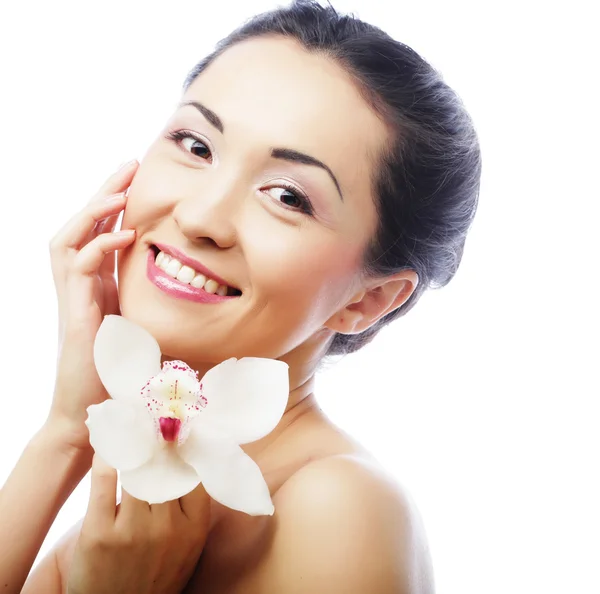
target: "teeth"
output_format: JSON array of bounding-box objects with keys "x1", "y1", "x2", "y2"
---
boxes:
[
  {"x1": 176, "y1": 265, "x2": 195, "y2": 284},
  {"x1": 165, "y1": 259, "x2": 182, "y2": 277},
  {"x1": 204, "y1": 279, "x2": 219, "y2": 294},
  {"x1": 158, "y1": 254, "x2": 171, "y2": 271},
  {"x1": 154, "y1": 250, "x2": 234, "y2": 296},
  {"x1": 190, "y1": 274, "x2": 206, "y2": 288}
]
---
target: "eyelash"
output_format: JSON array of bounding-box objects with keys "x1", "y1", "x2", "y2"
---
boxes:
[{"x1": 165, "y1": 129, "x2": 315, "y2": 216}]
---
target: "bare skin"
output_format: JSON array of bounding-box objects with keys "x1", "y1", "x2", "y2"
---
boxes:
[
  {"x1": 184, "y1": 402, "x2": 435, "y2": 593},
  {"x1": 36, "y1": 399, "x2": 433, "y2": 593},
  {"x1": 17, "y1": 35, "x2": 434, "y2": 593}
]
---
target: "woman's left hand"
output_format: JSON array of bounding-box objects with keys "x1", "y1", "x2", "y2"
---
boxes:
[{"x1": 67, "y1": 456, "x2": 211, "y2": 594}]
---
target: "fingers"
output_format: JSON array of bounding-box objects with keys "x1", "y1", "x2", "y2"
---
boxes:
[
  {"x1": 117, "y1": 492, "x2": 182, "y2": 542},
  {"x1": 95, "y1": 209, "x2": 122, "y2": 235},
  {"x1": 58, "y1": 229, "x2": 134, "y2": 330},
  {"x1": 117, "y1": 486, "x2": 208, "y2": 530},
  {"x1": 49, "y1": 160, "x2": 137, "y2": 255},
  {"x1": 118, "y1": 488, "x2": 151, "y2": 525},
  {"x1": 150, "y1": 499, "x2": 181, "y2": 524},
  {"x1": 179, "y1": 482, "x2": 211, "y2": 526},
  {"x1": 52, "y1": 193, "x2": 128, "y2": 254},
  {"x1": 97, "y1": 212, "x2": 124, "y2": 278},
  {"x1": 92, "y1": 160, "x2": 138, "y2": 201},
  {"x1": 86, "y1": 455, "x2": 118, "y2": 525},
  {"x1": 71, "y1": 228, "x2": 136, "y2": 277}
]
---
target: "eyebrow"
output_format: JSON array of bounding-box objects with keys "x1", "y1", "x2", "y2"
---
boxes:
[
  {"x1": 178, "y1": 100, "x2": 344, "y2": 201},
  {"x1": 179, "y1": 100, "x2": 224, "y2": 133}
]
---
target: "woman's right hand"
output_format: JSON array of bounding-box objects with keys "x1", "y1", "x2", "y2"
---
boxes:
[
  {"x1": 47, "y1": 160, "x2": 139, "y2": 452},
  {"x1": 67, "y1": 456, "x2": 211, "y2": 594}
]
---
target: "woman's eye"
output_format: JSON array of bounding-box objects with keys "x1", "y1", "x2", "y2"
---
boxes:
[
  {"x1": 263, "y1": 186, "x2": 314, "y2": 215},
  {"x1": 267, "y1": 187, "x2": 304, "y2": 209},
  {"x1": 181, "y1": 136, "x2": 212, "y2": 161},
  {"x1": 166, "y1": 130, "x2": 213, "y2": 162}
]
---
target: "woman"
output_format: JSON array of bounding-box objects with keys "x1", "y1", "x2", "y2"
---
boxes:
[{"x1": 0, "y1": 1, "x2": 480, "y2": 592}]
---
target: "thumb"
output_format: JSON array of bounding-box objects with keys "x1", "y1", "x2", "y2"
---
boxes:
[{"x1": 86, "y1": 454, "x2": 118, "y2": 525}]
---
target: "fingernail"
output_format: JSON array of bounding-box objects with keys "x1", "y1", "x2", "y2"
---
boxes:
[
  {"x1": 116, "y1": 229, "x2": 135, "y2": 236},
  {"x1": 117, "y1": 159, "x2": 137, "y2": 171}
]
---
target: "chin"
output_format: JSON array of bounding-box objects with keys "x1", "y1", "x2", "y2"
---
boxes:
[
  {"x1": 117, "y1": 268, "x2": 303, "y2": 364},
  {"x1": 118, "y1": 296, "x2": 251, "y2": 365},
  {"x1": 118, "y1": 299, "x2": 193, "y2": 358}
]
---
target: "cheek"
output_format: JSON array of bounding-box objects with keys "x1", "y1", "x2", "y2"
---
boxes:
[
  {"x1": 121, "y1": 152, "x2": 187, "y2": 230},
  {"x1": 249, "y1": 229, "x2": 363, "y2": 316}
]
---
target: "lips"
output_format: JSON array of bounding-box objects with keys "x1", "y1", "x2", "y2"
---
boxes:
[
  {"x1": 146, "y1": 246, "x2": 241, "y2": 304},
  {"x1": 153, "y1": 242, "x2": 237, "y2": 291}
]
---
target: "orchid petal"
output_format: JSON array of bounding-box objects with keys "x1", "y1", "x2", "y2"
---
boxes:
[
  {"x1": 200, "y1": 358, "x2": 289, "y2": 445},
  {"x1": 86, "y1": 400, "x2": 157, "y2": 471},
  {"x1": 94, "y1": 315, "x2": 162, "y2": 401},
  {"x1": 180, "y1": 424, "x2": 274, "y2": 516},
  {"x1": 120, "y1": 448, "x2": 201, "y2": 504}
]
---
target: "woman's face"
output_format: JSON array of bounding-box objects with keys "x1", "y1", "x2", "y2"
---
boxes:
[{"x1": 118, "y1": 36, "x2": 389, "y2": 366}]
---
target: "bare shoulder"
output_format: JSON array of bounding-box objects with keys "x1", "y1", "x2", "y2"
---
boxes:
[{"x1": 250, "y1": 454, "x2": 435, "y2": 594}]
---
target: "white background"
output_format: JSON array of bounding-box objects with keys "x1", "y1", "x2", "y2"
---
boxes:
[{"x1": 0, "y1": 1, "x2": 598, "y2": 592}]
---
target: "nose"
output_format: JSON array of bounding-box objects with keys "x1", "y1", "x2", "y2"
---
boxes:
[{"x1": 172, "y1": 178, "x2": 240, "y2": 249}]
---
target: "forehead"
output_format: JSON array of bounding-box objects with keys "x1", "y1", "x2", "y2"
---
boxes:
[{"x1": 183, "y1": 36, "x2": 389, "y2": 198}]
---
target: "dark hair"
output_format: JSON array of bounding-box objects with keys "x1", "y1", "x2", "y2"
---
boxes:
[{"x1": 183, "y1": 0, "x2": 481, "y2": 356}]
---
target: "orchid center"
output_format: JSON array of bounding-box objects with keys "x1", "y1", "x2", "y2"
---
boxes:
[{"x1": 140, "y1": 360, "x2": 207, "y2": 445}]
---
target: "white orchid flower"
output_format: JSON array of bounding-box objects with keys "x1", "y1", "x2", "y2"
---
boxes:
[{"x1": 85, "y1": 315, "x2": 289, "y2": 515}]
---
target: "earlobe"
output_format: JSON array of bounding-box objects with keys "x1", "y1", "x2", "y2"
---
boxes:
[
  {"x1": 325, "y1": 271, "x2": 418, "y2": 335},
  {"x1": 325, "y1": 305, "x2": 364, "y2": 335}
]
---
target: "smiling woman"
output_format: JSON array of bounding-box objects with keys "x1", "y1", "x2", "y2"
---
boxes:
[{"x1": 0, "y1": 1, "x2": 480, "y2": 593}]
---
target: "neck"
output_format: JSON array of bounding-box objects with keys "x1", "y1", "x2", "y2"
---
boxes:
[
  {"x1": 241, "y1": 328, "x2": 334, "y2": 460},
  {"x1": 173, "y1": 328, "x2": 334, "y2": 454},
  {"x1": 161, "y1": 328, "x2": 335, "y2": 458},
  {"x1": 242, "y1": 375, "x2": 318, "y2": 462}
]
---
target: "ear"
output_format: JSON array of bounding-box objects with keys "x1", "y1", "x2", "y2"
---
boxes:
[{"x1": 325, "y1": 270, "x2": 418, "y2": 335}]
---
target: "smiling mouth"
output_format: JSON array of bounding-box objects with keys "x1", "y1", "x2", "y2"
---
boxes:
[{"x1": 150, "y1": 245, "x2": 242, "y2": 297}]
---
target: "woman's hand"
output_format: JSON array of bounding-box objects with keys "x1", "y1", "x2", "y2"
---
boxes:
[
  {"x1": 47, "y1": 161, "x2": 139, "y2": 451},
  {"x1": 67, "y1": 456, "x2": 211, "y2": 594}
]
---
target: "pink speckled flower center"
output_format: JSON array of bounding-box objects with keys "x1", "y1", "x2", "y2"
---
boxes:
[{"x1": 140, "y1": 360, "x2": 207, "y2": 445}]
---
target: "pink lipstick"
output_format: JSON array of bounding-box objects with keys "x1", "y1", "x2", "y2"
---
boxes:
[
  {"x1": 154, "y1": 242, "x2": 234, "y2": 288},
  {"x1": 146, "y1": 248, "x2": 238, "y2": 304}
]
